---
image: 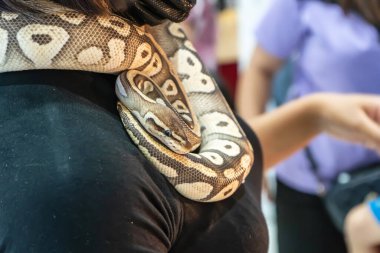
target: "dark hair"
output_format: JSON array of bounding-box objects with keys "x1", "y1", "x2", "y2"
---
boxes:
[
  {"x1": 337, "y1": 0, "x2": 380, "y2": 25},
  {"x1": 0, "y1": 0, "x2": 112, "y2": 15}
]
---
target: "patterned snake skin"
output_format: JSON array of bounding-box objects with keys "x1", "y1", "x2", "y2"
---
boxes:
[{"x1": 0, "y1": 6, "x2": 254, "y2": 202}]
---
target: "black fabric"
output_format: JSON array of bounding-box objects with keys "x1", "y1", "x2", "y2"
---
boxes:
[
  {"x1": 113, "y1": 0, "x2": 196, "y2": 25},
  {"x1": 304, "y1": 145, "x2": 380, "y2": 231},
  {"x1": 0, "y1": 70, "x2": 267, "y2": 253},
  {"x1": 276, "y1": 179, "x2": 347, "y2": 253},
  {"x1": 0, "y1": 70, "x2": 119, "y2": 115}
]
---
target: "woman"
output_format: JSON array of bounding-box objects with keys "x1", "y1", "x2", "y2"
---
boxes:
[
  {"x1": 236, "y1": 0, "x2": 380, "y2": 252},
  {"x1": 1, "y1": 0, "x2": 380, "y2": 252}
]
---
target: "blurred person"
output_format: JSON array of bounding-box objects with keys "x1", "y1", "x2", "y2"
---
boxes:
[
  {"x1": 236, "y1": 0, "x2": 271, "y2": 70},
  {"x1": 3, "y1": 1, "x2": 380, "y2": 253},
  {"x1": 345, "y1": 198, "x2": 380, "y2": 253},
  {"x1": 236, "y1": 0, "x2": 380, "y2": 252},
  {"x1": 182, "y1": 0, "x2": 235, "y2": 107},
  {"x1": 182, "y1": 0, "x2": 217, "y2": 72}
]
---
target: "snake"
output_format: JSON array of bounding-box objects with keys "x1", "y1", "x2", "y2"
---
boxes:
[{"x1": 0, "y1": 6, "x2": 254, "y2": 202}]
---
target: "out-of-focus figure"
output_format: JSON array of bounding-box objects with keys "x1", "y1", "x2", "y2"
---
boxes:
[
  {"x1": 236, "y1": 0, "x2": 380, "y2": 252},
  {"x1": 182, "y1": 0, "x2": 217, "y2": 72},
  {"x1": 237, "y1": 0, "x2": 270, "y2": 70},
  {"x1": 182, "y1": 0, "x2": 235, "y2": 108},
  {"x1": 345, "y1": 198, "x2": 380, "y2": 253}
]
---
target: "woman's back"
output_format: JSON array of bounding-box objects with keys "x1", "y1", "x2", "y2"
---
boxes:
[{"x1": 0, "y1": 70, "x2": 267, "y2": 253}]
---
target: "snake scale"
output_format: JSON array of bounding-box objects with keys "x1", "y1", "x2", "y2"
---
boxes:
[{"x1": 0, "y1": 6, "x2": 254, "y2": 202}]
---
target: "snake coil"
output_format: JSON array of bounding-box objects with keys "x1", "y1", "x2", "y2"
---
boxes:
[{"x1": 0, "y1": 9, "x2": 254, "y2": 202}]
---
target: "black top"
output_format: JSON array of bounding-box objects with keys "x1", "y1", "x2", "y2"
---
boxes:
[{"x1": 0, "y1": 70, "x2": 268, "y2": 253}]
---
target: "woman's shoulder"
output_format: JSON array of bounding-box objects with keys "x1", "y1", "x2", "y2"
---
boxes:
[{"x1": 0, "y1": 70, "x2": 267, "y2": 252}]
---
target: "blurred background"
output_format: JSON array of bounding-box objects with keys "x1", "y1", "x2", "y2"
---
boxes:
[
  {"x1": 183, "y1": 0, "x2": 380, "y2": 252},
  {"x1": 183, "y1": 1, "x2": 278, "y2": 252},
  {"x1": 183, "y1": 0, "x2": 271, "y2": 100}
]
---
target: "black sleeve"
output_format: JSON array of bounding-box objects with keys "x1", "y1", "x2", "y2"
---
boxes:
[
  {"x1": 0, "y1": 80, "x2": 182, "y2": 253},
  {"x1": 112, "y1": 0, "x2": 196, "y2": 25}
]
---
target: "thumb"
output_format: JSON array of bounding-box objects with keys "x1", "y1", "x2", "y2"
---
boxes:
[{"x1": 357, "y1": 110, "x2": 380, "y2": 151}]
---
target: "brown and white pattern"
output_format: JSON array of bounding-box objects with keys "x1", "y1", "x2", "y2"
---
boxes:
[{"x1": 0, "y1": 10, "x2": 254, "y2": 202}]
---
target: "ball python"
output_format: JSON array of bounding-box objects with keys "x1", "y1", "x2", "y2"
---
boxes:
[{"x1": 0, "y1": 8, "x2": 254, "y2": 202}]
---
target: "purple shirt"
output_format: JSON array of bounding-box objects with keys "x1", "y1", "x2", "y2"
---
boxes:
[{"x1": 256, "y1": 0, "x2": 380, "y2": 194}]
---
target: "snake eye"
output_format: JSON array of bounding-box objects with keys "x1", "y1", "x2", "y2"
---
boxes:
[{"x1": 164, "y1": 129, "x2": 172, "y2": 137}]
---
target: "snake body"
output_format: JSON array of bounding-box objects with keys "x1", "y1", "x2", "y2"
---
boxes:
[{"x1": 0, "y1": 9, "x2": 254, "y2": 202}]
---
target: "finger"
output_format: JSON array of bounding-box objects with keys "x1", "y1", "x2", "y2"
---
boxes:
[
  {"x1": 368, "y1": 102, "x2": 380, "y2": 124},
  {"x1": 359, "y1": 96, "x2": 380, "y2": 124},
  {"x1": 357, "y1": 111, "x2": 380, "y2": 149}
]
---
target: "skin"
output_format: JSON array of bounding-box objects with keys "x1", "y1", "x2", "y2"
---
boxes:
[
  {"x1": 251, "y1": 93, "x2": 380, "y2": 170},
  {"x1": 3, "y1": 0, "x2": 379, "y2": 250},
  {"x1": 236, "y1": 43, "x2": 380, "y2": 168},
  {"x1": 236, "y1": 45, "x2": 282, "y2": 119},
  {"x1": 144, "y1": 23, "x2": 380, "y2": 187},
  {"x1": 144, "y1": 23, "x2": 380, "y2": 200},
  {"x1": 345, "y1": 203, "x2": 380, "y2": 253},
  {"x1": 236, "y1": 40, "x2": 380, "y2": 248}
]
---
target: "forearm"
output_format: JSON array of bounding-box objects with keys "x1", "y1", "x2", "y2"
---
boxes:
[
  {"x1": 249, "y1": 95, "x2": 321, "y2": 169},
  {"x1": 236, "y1": 46, "x2": 283, "y2": 120},
  {"x1": 236, "y1": 67, "x2": 272, "y2": 119}
]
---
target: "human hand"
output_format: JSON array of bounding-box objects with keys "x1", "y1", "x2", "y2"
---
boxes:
[
  {"x1": 113, "y1": 0, "x2": 196, "y2": 25},
  {"x1": 314, "y1": 93, "x2": 380, "y2": 153}
]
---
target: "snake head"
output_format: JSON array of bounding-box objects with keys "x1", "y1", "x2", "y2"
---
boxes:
[
  {"x1": 140, "y1": 108, "x2": 201, "y2": 154},
  {"x1": 116, "y1": 70, "x2": 201, "y2": 154}
]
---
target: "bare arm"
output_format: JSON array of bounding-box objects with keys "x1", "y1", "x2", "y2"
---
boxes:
[
  {"x1": 236, "y1": 45, "x2": 283, "y2": 119},
  {"x1": 250, "y1": 94, "x2": 380, "y2": 169},
  {"x1": 237, "y1": 47, "x2": 380, "y2": 169}
]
